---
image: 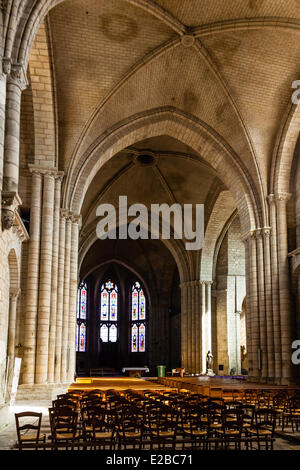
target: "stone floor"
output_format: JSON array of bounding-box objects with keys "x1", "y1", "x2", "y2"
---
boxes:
[{"x1": 1, "y1": 400, "x2": 300, "y2": 451}]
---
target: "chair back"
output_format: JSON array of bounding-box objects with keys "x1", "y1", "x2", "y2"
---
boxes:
[
  {"x1": 221, "y1": 409, "x2": 244, "y2": 434},
  {"x1": 49, "y1": 407, "x2": 78, "y2": 441},
  {"x1": 15, "y1": 412, "x2": 43, "y2": 447},
  {"x1": 254, "y1": 408, "x2": 277, "y2": 436}
]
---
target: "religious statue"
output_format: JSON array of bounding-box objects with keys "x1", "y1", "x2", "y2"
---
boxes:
[{"x1": 206, "y1": 351, "x2": 215, "y2": 376}]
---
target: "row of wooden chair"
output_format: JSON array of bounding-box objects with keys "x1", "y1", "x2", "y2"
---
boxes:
[{"x1": 16, "y1": 387, "x2": 300, "y2": 450}]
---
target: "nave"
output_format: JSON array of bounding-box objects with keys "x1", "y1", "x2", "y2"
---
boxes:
[{"x1": 1, "y1": 377, "x2": 300, "y2": 451}]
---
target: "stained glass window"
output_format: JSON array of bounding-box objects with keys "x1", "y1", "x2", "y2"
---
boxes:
[
  {"x1": 100, "y1": 324, "x2": 108, "y2": 343},
  {"x1": 139, "y1": 323, "x2": 145, "y2": 352},
  {"x1": 79, "y1": 323, "x2": 86, "y2": 352},
  {"x1": 101, "y1": 289, "x2": 109, "y2": 321},
  {"x1": 110, "y1": 324, "x2": 118, "y2": 343},
  {"x1": 132, "y1": 289, "x2": 138, "y2": 321},
  {"x1": 132, "y1": 324, "x2": 138, "y2": 352},
  {"x1": 130, "y1": 281, "x2": 147, "y2": 352},
  {"x1": 100, "y1": 279, "x2": 119, "y2": 343},
  {"x1": 76, "y1": 281, "x2": 88, "y2": 352},
  {"x1": 139, "y1": 290, "x2": 146, "y2": 320}
]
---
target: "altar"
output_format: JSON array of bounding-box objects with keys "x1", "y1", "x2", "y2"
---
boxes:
[{"x1": 122, "y1": 367, "x2": 149, "y2": 377}]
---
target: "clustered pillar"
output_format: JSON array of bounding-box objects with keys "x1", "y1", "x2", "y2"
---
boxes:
[
  {"x1": 243, "y1": 194, "x2": 293, "y2": 385},
  {"x1": 180, "y1": 280, "x2": 211, "y2": 374},
  {"x1": 1, "y1": 61, "x2": 27, "y2": 230},
  {"x1": 22, "y1": 165, "x2": 81, "y2": 386}
]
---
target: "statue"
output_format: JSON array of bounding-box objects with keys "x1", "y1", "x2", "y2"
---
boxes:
[{"x1": 206, "y1": 351, "x2": 215, "y2": 376}]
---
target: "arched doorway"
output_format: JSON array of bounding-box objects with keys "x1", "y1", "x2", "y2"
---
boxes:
[{"x1": 76, "y1": 235, "x2": 180, "y2": 376}]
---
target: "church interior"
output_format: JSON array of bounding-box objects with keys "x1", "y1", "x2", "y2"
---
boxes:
[{"x1": 0, "y1": 0, "x2": 300, "y2": 451}]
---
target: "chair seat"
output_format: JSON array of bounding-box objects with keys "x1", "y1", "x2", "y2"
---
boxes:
[
  {"x1": 95, "y1": 431, "x2": 113, "y2": 439},
  {"x1": 84, "y1": 425, "x2": 93, "y2": 431},
  {"x1": 216, "y1": 429, "x2": 240, "y2": 435},
  {"x1": 248, "y1": 428, "x2": 272, "y2": 436},
  {"x1": 123, "y1": 431, "x2": 141, "y2": 438},
  {"x1": 55, "y1": 432, "x2": 80, "y2": 439},
  {"x1": 20, "y1": 433, "x2": 41, "y2": 441},
  {"x1": 185, "y1": 430, "x2": 207, "y2": 436},
  {"x1": 154, "y1": 431, "x2": 174, "y2": 437}
]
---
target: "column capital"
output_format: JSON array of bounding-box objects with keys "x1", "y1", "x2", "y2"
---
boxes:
[
  {"x1": 1, "y1": 191, "x2": 22, "y2": 230},
  {"x1": 180, "y1": 279, "x2": 203, "y2": 288},
  {"x1": 254, "y1": 227, "x2": 272, "y2": 239},
  {"x1": 1, "y1": 57, "x2": 11, "y2": 77},
  {"x1": 7, "y1": 63, "x2": 28, "y2": 91},
  {"x1": 60, "y1": 208, "x2": 72, "y2": 220},
  {"x1": 241, "y1": 229, "x2": 256, "y2": 243},
  {"x1": 71, "y1": 214, "x2": 82, "y2": 227},
  {"x1": 9, "y1": 287, "x2": 20, "y2": 300},
  {"x1": 261, "y1": 227, "x2": 272, "y2": 238},
  {"x1": 0, "y1": 1, "x2": 8, "y2": 11},
  {"x1": 28, "y1": 164, "x2": 64, "y2": 180},
  {"x1": 275, "y1": 192, "x2": 293, "y2": 205},
  {"x1": 241, "y1": 227, "x2": 271, "y2": 242},
  {"x1": 268, "y1": 192, "x2": 292, "y2": 204}
]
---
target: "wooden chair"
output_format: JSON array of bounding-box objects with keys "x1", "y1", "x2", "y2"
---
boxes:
[
  {"x1": 81, "y1": 404, "x2": 112, "y2": 439},
  {"x1": 272, "y1": 392, "x2": 288, "y2": 428},
  {"x1": 282, "y1": 397, "x2": 300, "y2": 432},
  {"x1": 182, "y1": 408, "x2": 212, "y2": 450},
  {"x1": 206, "y1": 403, "x2": 226, "y2": 437},
  {"x1": 15, "y1": 412, "x2": 46, "y2": 450},
  {"x1": 247, "y1": 408, "x2": 276, "y2": 450},
  {"x1": 243, "y1": 389, "x2": 257, "y2": 405},
  {"x1": 215, "y1": 409, "x2": 244, "y2": 450},
  {"x1": 117, "y1": 407, "x2": 143, "y2": 450},
  {"x1": 49, "y1": 407, "x2": 79, "y2": 449},
  {"x1": 238, "y1": 404, "x2": 255, "y2": 435},
  {"x1": 148, "y1": 405, "x2": 179, "y2": 450},
  {"x1": 90, "y1": 412, "x2": 116, "y2": 450}
]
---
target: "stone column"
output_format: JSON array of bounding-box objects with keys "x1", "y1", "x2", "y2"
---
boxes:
[
  {"x1": 0, "y1": 59, "x2": 9, "y2": 196},
  {"x1": 195, "y1": 281, "x2": 201, "y2": 374},
  {"x1": 249, "y1": 231, "x2": 260, "y2": 381},
  {"x1": 54, "y1": 211, "x2": 66, "y2": 383},
  {"x1": 181, "y1": 281, "x2": 203, "y2": 373},
  {"x1": 61, "y1": 213, "x2": 72, "y2": 383},
  {"x1": 268, "y1": 195, "x2": 281, "y2": 381},
  {"x1": 7, "y1": 288, "x2": 20, "y2": 360},
  {"x1": 206, "y1": 281, "x2": 212, "y2": 353},
  {"x1": 276, "y1": 193, "x2": 293, "y2": 383},
  {"x1": 22, "y1": 168, "x2": 42, "y2": 384},
  {"x1": 234, "y1": 311, "x2": 241, "y2": 375},
  {"x1": 35, "y1": 171, "x2": 55, "y2": 384},
  {"x1": 3, "y1": 63, "x2": 27, "y2": 193},
  {"x1": 262, "y1": 227, "x2": 275, "y2": 382},
  {"x1": 67, "y1": 214, "x2": 81, "y2": 383},
  {"x1": 187, "y1": 283, "x2": 193, "y2": 372},
  {"x1": 47, "y1": 175, "x2": 63, "y2": 383},
  {"x1": 201, "y1": 281, "x2": 206, "y2": 373},
  {"x1": 191, "y1": 283, "x2": 196, "y2": 373},
  {"x1": 256, "y1": 229, "x2": 267, "y2": 381},
  {"x1": 180, "y1": 283, "x2": 188, "y2": 370},
  {"x1": 243, "y1": 235, "x2": 253, "y2": 376}
]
